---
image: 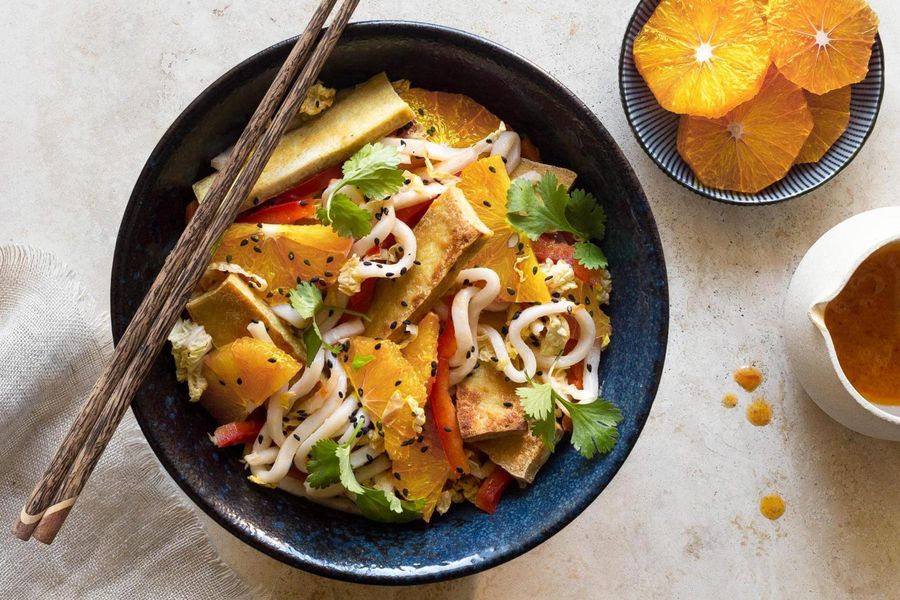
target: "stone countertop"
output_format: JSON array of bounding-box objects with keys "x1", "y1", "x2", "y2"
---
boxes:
[{"x1": 4, "y1": 1, "x2": 899, "y2": 598}]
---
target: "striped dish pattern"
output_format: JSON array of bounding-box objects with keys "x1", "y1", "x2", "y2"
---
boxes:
[{"x1": 619, "y1": 0, "x2": 885, "y2": 205}]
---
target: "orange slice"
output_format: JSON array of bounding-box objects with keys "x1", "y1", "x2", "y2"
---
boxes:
[
  {"x1": 754, "y1": 0, "x2": 769, "y2": 20},
  {"x1": 344, "y1": 337, "x2": 422, "y2": 420},
  {"x1": 677, "y1": 68, "x2": 813, "y2": 193},
  {"x1": 401, "y1": 88, "x2": 501, "y2": 147},
  {"x1": 400, "y1": 313, "x2": 440, "y2": 399},
  {"x1": 212, "y1": 223, "x2": 351, "y2": 301},
  {"x1": 382, "y1": 392, "x2": 450, "y2": 521},
  {"x1": 633, "y1": 0, "x2": 771, "y2": 118},
  {"x1": 768, "y1": 0, "x2": 879, "y2": 95},
  {"x1": 796, "y1": 86, "x2": 852, "y2": 164},
  {"x1": 457, "y1": 156, "x2": 551, "y2": 303},
  {"x1": 201, "y1": 337, "x2": 301, "y2": 422}
]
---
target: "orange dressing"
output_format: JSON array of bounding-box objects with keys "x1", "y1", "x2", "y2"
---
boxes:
[
  {"x1": 760, "y1": 494, "x2": 785, "y2": 520},
  {"x1": 722, "y1": 393, "x2": 739, "y2": 408},
  {"x1": 733, "y1": 365, "x2": 763, "y2": 392},
  {"x1": 746, "y1": 398, "x2": 772, "y2": 426},
  {"x1": 824, "y1": 242, "x2": 900, "y2": 405}
]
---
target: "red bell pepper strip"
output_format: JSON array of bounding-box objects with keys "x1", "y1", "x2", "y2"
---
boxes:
[
  {"x1": 430, "y1": 320, "x2": 469, "y2": 477},
  {"x1": 346, "y1": 277, "x2": 377, "y2": 315},
  {"x1": 531, "y1": 232, "x2": 604, "y2": 286},
  {"x1": 395, "y1": 200, "x2": 433, "y2": 229},
  {"x1": 269, "y1": 165, "x2": 342, "y2": 204},
  {"x1": 212, "y1": 420, "x2": 264, "y2": 448},
  {"x1": 474, "y1": 467, "x2": 515, "y2": 514},
  {"x1": 236, "y1": 200, "x2": 316, "y2": 224}
]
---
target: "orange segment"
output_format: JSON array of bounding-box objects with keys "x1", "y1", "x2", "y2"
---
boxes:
[
  {"x1": 344, "y1": 337, "x2": 422, "y2": 420},
  {"x1": 677, "y1": 68, "x2": 813, "y2": 193},
  {"x1": 768, "y1": 0, "x2": 879, "y2": 95},
  {"x1": 401, "y1": 88, "x2": 501, "y2": 147},
  {"x1": 213, "y1": 223, "x2": 351, "y2": 302},
  {"x1": 796, "y1": 86, "x2": 852, "y2": 163},
  {"x1": 457, "y1": 156, "x2": 551, "y2": 303},
  {"x1": 571, "y1": 283, "x2": 612, "y2": 344},
  {"x1": 754, "y1": 0, "x2": 769, "y2": 20},
  {"x1": 633, "y1": 0, "x2": 771, "y2": 118},
  {"x1": 201, "y1": 337, "x2": 301, "y2": 422},
  {"x1": 401, "y1": 313, "x2": 440, "y2": 399},
  {"x1": 382, "y1": 393, "x2": 451, "y2": 522}
]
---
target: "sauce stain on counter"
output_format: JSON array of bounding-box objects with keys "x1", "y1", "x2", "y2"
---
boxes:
[
  {"x1": 722, "y1": 393, "x2": 739, "y2": 408},
  {"x1": 746, "y1": 398, "x2": 772, "y2": 426},
  {"x1": 760, "y1": 494, "x2": 785, "y2": 520},
  {"x1": 734, "y1": 365, "x2": 763, "y2": 392}
]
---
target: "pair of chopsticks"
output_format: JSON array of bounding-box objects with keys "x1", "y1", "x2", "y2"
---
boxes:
[{"x1": 12, "y1": 0, "x2": 360, "y2": 545}]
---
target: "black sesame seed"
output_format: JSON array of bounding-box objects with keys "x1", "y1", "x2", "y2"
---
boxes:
[
  {"x1": 303, "y1": 258, "x2": 312, "y2": 266},
  {"x1": 395, "y1": 380, "x2": 402, "y2": 387},
  {"x1": 400, "y1": 300, "x2": 409, "y2": 307},
  {"x1": 268, "y1": 357, "x2": 277, "y2": 363},
  {"x1": 456, "y1": 466, "x2": 464, "y2": 474},
  {"x1": 503, "y1": 401, "x2": 514, "y2": 408},
  {"x1": 240, "y1": 239, "x2": 249, "y2": 247},
  {"x1": 401, "y1": 438, "x2": 415, "y2": 447},
  {"x1": 252, "y1": 246, "x2": 262, "y2": 253},
  {"x1": 250, "y1": 235, "x2": 259, "y2": 242},
  {"x1": 236, "y1": 377, "x2": 243, "y2": 385},
  {"x1": 390, "y1": 321, "x2": 398, "y2": 330},
  {"x1": 488, "y1": 165, "x2": 497, "y2": 173},
  {"x1": 420, "y1": 446, "x2": 429, "y2": 453},
  {"x1": 506, "y1": 287, "x2": 516, "y2": 296},
  {"x1": 256, "y1": 222, "x2": 263, "y2": 229},
  {"x1": 257, "y1": 435, "x2": 263, "y2": 443},
  {"x1": 483, "y1": 200, "x2": 492, "y2": 207},
  {"x1": 587, "y1": 364, "x2": 593, "y2": 373},
  {"x1": 324, "y1": 271, "x2": 333, "y2": 277},
  {"x1": 288, "y1": 251, "x2": 295, "y2": 261},
  {"x1": 293, "y1": 433, "x2": 300, "y2": 441},
  {"x1": 444, "y1": 426, "x2": 452, "y2": 433},
  {"x1": 413, "y1": 260, "x2": 422, "y2": 266}
]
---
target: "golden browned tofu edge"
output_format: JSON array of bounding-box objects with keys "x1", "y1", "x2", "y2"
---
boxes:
[
  {"x1": 187, "y1": 274, "x2": 304, "y2": 358},
  {"x1": 194, "y1": 73, "x2": 415, "y2": 209},
  {"x1": 476, "y1": 427, "x2": 562, "y2": 484},
  {"x1": 365, "y1": 187, "x2": 491, "y2": 339},
  {"x1": 455, "y1": 367, "x2": 527, "y2": 441},
  {"x1": 511, "y1": 158, "x2": 577, "y2": 190}
]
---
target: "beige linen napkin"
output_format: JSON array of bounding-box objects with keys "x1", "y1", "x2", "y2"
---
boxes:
[{"x1": 0, "y1": 245, "x2": 252, "y2": 599}]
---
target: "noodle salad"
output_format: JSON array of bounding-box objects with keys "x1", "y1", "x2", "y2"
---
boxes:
[{"x1": 169, "y1": 73, "x2": 621, "y2": 522}]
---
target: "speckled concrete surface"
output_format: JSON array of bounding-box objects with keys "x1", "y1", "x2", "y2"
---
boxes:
[{"x1": 4, "y1": 1, "x2": 899, "y2": 598}]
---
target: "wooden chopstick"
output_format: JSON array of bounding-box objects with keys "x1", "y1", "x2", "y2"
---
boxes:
[{"x1": 13, "y1": 0, "x2": 359, "y2": 544}]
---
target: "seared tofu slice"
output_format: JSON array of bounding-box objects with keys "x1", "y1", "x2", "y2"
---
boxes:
[
  {"x1": 456, "y1": 366, "x2": 527, "y2": 441},
  {"x1": 193, "y1": 72, "x2": 415, "y2": 210},
  {"x1": 510, "y1": 158, "x2": 577, "y2": 190},
  {"x1": 365, "y1": 187, "x2": 492, "y2": 339},
  {"x1": 187, "y1": 274, "x2": 304, "y2": 358},
  {"x1": 477, "y1": 427, "x2": 562, "y2": 484}
]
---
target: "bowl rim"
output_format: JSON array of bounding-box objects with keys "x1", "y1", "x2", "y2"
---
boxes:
[
  {"x1": 617, "y1": 0, "x2": 886, "y2": 206},
  {"x1": 113, "y1": 19, "x2": 669, "y2": 585}
]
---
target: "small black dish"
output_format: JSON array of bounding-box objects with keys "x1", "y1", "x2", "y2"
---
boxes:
[{"x1": 111, "y1": 21, "x2": 668, "y2": 585}]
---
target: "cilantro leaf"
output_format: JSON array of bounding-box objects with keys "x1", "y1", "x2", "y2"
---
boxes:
[
  {"x1": 516, "y1": 381, "x2": 558, "y2": 451},
  {"x1": 566, "y1": 189, "x2": 606, "y2": 240},
  {"x1": 507, "y1": 174, "x2": 574, "y2": 240},
  {"x1": 340, "y1": 143, "x2": 406, "y2": 199},
  {"x1": 290, "y1": 282, "x2": 340, "y2": 359},
  {"x1": 305, "y1": 439, "x2": 341, "y2": 488},
  {"x1": 288, "y1": 281, "x2": 322, "y2": 320},
  {"x1": 506, "y1": 173, "x2": 609, "y2": 270},
  {"x1": 516, "y1": 381, "x2": 554, "y2": 421},
  {"x1": 306, "y1": 421, "x2": 425, "y2": 523},
  {"x1": 318, "y1": 194, "x2": 372, "y2": 239},
  {"x1": 517, "y1": 378, "x2": 622, "y2": 459},
  {"x1": 559, "y1": 397, "x2": 622, "y2": 459},
  {"x1": 573, "y1": 241, "x2": 608, "y2": 270},
  {"x1": 351, "y1": 354, "x2": 375, "y2": 370},
  {"x1": 355, "y1": 489, "x2": 425, "y2": 524}
]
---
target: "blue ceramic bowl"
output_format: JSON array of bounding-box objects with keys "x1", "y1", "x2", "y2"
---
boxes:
[
  {"x1": 111, "y1": 21, "x2": 668, "y2": 584},
  {"x1": 620, "y1": 0, "x2": 885, "y2": 205}
]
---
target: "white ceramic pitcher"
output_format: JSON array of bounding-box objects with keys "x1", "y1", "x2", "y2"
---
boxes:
[{"x1": 784, "y1": 206, "x2": 900, "y2": 440}]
